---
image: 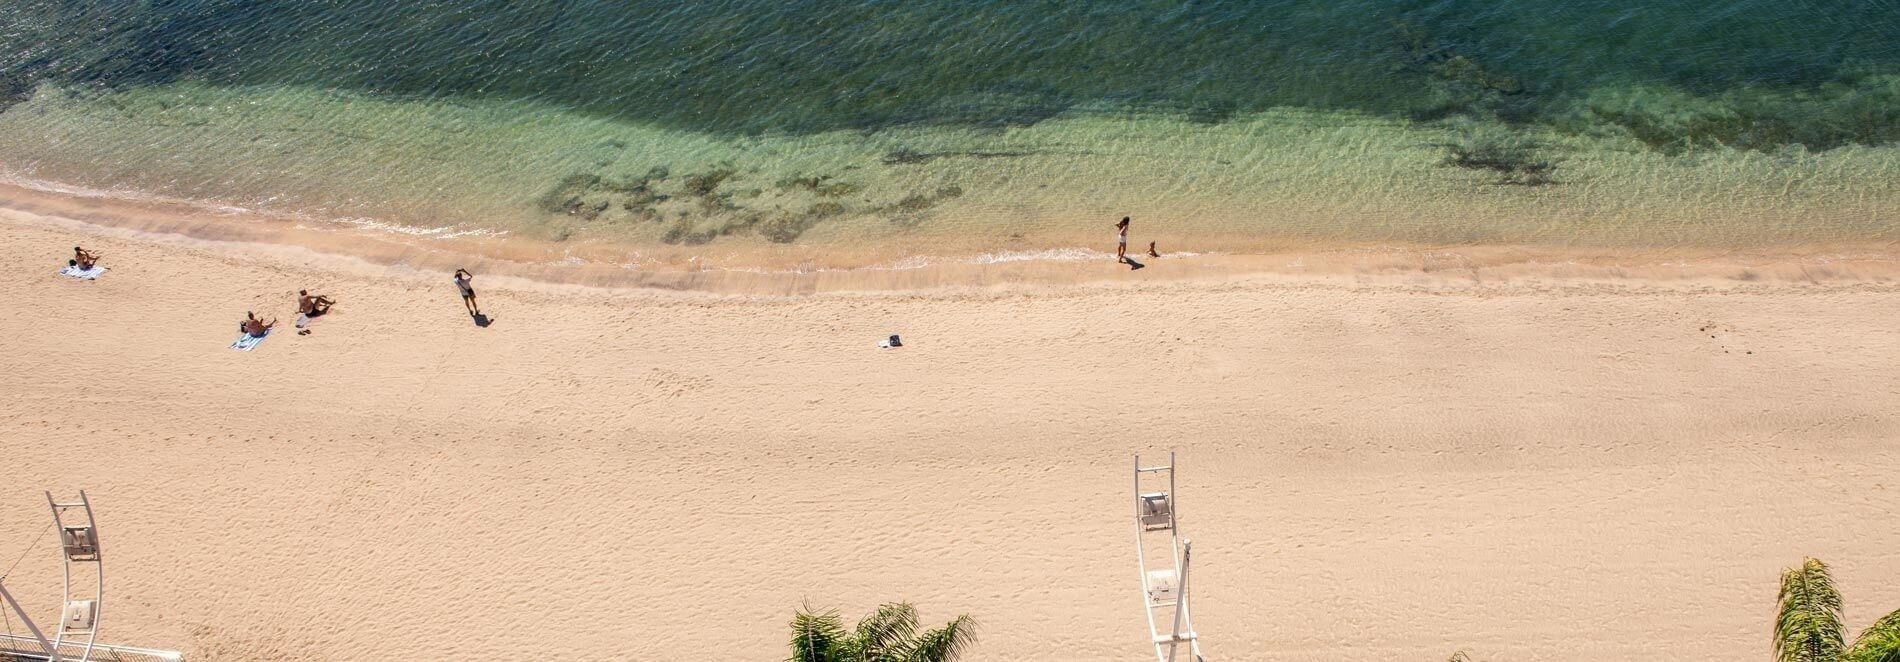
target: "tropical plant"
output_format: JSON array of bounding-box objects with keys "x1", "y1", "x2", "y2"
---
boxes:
[
  {"x1": 1775, "y1": 558, "x2": 1900, "y2": 662},
  {"x1": 1847, "y1": 609, "x2": 1900, "y2": 662},
  {"x1": 788, "y1": 602, "x2": 977, "y2": 662}
]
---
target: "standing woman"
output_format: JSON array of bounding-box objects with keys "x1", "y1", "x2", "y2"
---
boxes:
[
  {"x1": 1115, "y1": 216, "x2": 1131, "y2": 264},
  {"x1": 454, "y1": 268, "x2": 480, "y2": 316}
]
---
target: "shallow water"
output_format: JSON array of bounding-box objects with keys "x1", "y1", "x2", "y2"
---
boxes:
[{"x1": 0, "y1": 1, "x2": 1896, "y2": 265}]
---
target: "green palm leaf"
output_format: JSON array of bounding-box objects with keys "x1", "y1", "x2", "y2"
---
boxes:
[
  {"x1": 902, "y1": 614, "x2": 977, "y2": 662},
  {"x1": 789, "y1": 605, "x2": 849, "y2": 662},
  {"x1": 1776, "y1": 558, "x2": 1846, "y2": 662},
  {"x1": 854, "y1": 603, "x2": 920, "y2": 661},
  {"x1": 1847, "y1": 608, "x2": 1900, "y2": 662}
]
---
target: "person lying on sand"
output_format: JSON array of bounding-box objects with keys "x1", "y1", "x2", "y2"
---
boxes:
[
  {"x1": 243, "y1": 312, "x2": 275, "y2": 338},
  {"x1": 73, "y1": 246, "x2": 100, "y2": 269},
  {"x1": 1147, "y1": 241, "x2": 1160, "y2": 258},
  {"x1": 298, "y1": 290, "x2": 335, "y2": 317}
]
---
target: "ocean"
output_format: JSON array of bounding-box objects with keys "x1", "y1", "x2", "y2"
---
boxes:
[{"x1": 0, "y1": 1, "x2": 1897, "y2": 267}]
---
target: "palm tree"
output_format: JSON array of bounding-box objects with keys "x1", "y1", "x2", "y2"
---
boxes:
[
  {"x1": 788, "y1": 602, "x2": 977, "y2": 662},
  {"x1": 1775, "y1": 557, "x2": 1900, "y2": 662},
  {"x1": 1846, "y1": 609, "x2": 1900, "y2": 662}
]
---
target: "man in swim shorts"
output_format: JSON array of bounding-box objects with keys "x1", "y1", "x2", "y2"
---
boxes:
[
  {"x1": 298, "y1": 289, "x2": 335, "y2": 317},
  {"x1": 243, "y1": 312, "x2": 275, "y2": 338}
]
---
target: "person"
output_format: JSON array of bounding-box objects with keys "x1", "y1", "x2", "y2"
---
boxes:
[
  {"x1": 243, "y1": 311, "x2": 275, "y2": 338},
  {"x1": 298, "y1": 289, "x2": 334, "y2": 317},
  {"x1": 1115, "y1": 217, "x2": 1131, "y2": 264},
  {"x1": 454, "y1": 269, "x2": 480, "y2": 316},
  {"x1": 1147, "y1": 241, "x2": 1160, "y2": 258},
  {"x1": 73, "y1": 246, "x2": 100, "y2": 270}
]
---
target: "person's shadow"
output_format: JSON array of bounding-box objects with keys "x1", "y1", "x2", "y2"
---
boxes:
[
  {"x1": 472, "y1": 312, "x2": 494, "y2": 328},
  {"x1": 1123, "y1": 257, "x2": 1146, "y2": 270}
]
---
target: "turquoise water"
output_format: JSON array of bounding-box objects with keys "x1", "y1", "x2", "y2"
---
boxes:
[
  {"x1": 6, "y1": 1, "x2": 1900, "y2": 140},
  {"x1": 0, "y1": 1, "x2": 1897, "y2": 260}
]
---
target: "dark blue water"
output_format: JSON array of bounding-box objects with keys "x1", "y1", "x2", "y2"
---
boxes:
[{"x1": 4, "y1": 0, "x2": 1899, "y2": 149}]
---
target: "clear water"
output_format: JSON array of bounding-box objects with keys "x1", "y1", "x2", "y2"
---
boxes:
[{"x1": 0, "y1": 1, "x2": 1896, "y2": 263}]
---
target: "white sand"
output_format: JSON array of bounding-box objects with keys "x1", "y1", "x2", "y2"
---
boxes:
[{"x1": 1, "y1": 208, "x2": 1897, "y2": 661}]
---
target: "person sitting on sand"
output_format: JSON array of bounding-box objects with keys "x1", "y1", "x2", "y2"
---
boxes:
[
  {"x1": 243, "y1": 312, "x2": 275, "y2": 338},
  {"x1": 73, "y1": 246, "x2": 100, "y2": 270},
  {"x1": 454, "y1": 269, "x2": 480, "y2": 316},
  {"x1": 1115, "y1": 217, "x2": 1131, "y2": 264},
  {"x1": 298, "y1": 290, "x2": 335, "y2": 317},
  {"x1": 1147, "y1": 241, "x2": 1160, "y2": 258}
]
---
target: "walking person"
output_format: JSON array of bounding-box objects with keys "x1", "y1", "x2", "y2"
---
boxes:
[
  {"x1": 1115, "y1": 217, "x2": 1131, "y2": 264},
  {"x1": 454, "y1": 268, "x2": 480, "y2": 316}
]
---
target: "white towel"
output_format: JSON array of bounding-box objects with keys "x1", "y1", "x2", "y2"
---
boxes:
[
  {"x1": 60, "y1": 265, "x2": 107, "y2": 280},
  {"x1": 230, "y1": 328, "x2": 271, "y2": 351}
]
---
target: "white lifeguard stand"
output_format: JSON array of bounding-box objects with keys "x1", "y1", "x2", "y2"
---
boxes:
[
  {"x1": 1134, "y1": 453, "x2": 1205, "y2": 662},
  {"x1": 0, "y1": 491, "x2": 184, "y2": 662}
]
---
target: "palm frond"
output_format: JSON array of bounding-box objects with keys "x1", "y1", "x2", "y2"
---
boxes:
[
  {"x1": 902, "y1": 614, "x2": 978, "y2": 662},
  {"x1": 1847, "y1": 608, "x2": 1900, "y2": 662},
  {"x1": 789, "y1": 604, "x2": 849, "y2": 662},
  {"x1": 1776, "y1": 557, "x2": 1846, "y2": 662},
  {"x1": 854, "y1": 602, "x2": 920, "y2": 660}
]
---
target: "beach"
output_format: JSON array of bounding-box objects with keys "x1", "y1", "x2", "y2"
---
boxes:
[{"x1": 2, "y1": 205, "x2": 1897, "y2": 660}]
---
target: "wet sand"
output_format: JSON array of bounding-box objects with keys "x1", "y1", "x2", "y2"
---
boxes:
[{"x1": 0, "y1": 204, "x2": 1897, "y2": 661}]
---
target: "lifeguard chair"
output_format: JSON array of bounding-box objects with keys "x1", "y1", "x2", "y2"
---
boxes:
[
  {"x1": 0, "y1": 490, "x2": 182, "y2": 662},
  {"x1": 1133, "y1": 453, "x2": 1206, "y2": 662}
]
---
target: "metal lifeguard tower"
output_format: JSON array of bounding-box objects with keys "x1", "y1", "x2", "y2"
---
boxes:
[
  {"x1": 0, "y1": 491, "x2": 184, "y2": 662},
  {"x1": 1133, "y1": 453, "x2": 1206, "y2": 662}
]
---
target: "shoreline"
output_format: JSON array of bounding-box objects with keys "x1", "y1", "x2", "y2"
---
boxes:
[
  {"x1": 2, "y1": 207, "x2": 1895, "y2": 661},
  {"x1": 5, "y1": 179, "x2": 1898, "y2": 296}
]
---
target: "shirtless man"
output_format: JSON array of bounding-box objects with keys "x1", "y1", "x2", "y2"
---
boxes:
[
  {"x1": 73, "y1": 246, "x2": 100, "y2": 270},
  {"x1": 298, "y1": 290, "x2": 335, "y2": 317},
  {"x1": 243, "y1": 312, "x2": 276, "y2": 338}
]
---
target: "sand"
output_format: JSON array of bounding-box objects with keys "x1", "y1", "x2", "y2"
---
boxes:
[{"x1": 1, "y1": 205, "x2": 1897, "y2": 661}]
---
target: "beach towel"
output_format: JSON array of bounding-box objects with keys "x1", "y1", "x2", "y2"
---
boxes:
[
  {"x1": 59, "y1": 265, "x2": 107, "y2": 280},
  {"x1": 230, "y1": 328, "x2": 272, "y2": 351}
]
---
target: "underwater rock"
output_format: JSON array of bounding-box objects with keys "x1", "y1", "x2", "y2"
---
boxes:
[{"x1": 682, "y1": 167, "x2": 735, "y2": 196}]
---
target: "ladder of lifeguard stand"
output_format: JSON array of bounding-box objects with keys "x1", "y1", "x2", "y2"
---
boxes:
[
  {"x1": 1134, "y1": 453, "x2": 1204, "y2": 662},
  {"x1": 46, "y1": 491, "x2": 103, "y2": 662}
]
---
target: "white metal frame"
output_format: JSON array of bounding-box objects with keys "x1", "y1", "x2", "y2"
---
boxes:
[
  {"x1": 1, "y1": 581, "x2": 62, "y2": 661},
  {"x1": 47, "y1": 491, "x2": 104, "y2": 662},
  {"x1": 0, "y1": 633, "x2": 184, "y2": 662},
  {"x1": 1, "y1": 491, "x2": 179, "y2": 662},
  {"x1": 1134, "y1": 452, "x2": 1205, "y2": 662}
]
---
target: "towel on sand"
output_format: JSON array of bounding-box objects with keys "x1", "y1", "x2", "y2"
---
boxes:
[
  {"x1": 230, "y1": 328, "x2": 271, "y2": 351},
  {"x1": 60, "y1": 265, "x2": 107, "y2": 280}
]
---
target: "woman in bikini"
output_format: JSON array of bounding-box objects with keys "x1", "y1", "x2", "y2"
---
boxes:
[{"x1": 1115, "y1": 217, "x2": 1131, "y2": 264}]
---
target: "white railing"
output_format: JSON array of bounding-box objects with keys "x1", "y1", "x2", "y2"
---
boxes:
[{"x1": 0, "y1": 633, "x2": 182, "y2": 662}]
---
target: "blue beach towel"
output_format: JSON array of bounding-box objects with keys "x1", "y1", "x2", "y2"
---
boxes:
[
  {"x1": 60, "y1": 265, "x2": 107, "y2": 280},
  {"x1": 230, "y1": 328, "x2": 272, "y2": 351}
]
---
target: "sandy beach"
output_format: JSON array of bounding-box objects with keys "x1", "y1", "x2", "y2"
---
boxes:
[{"x1": 2, "y1": 205, "x2": 1897, "y2": 661}]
